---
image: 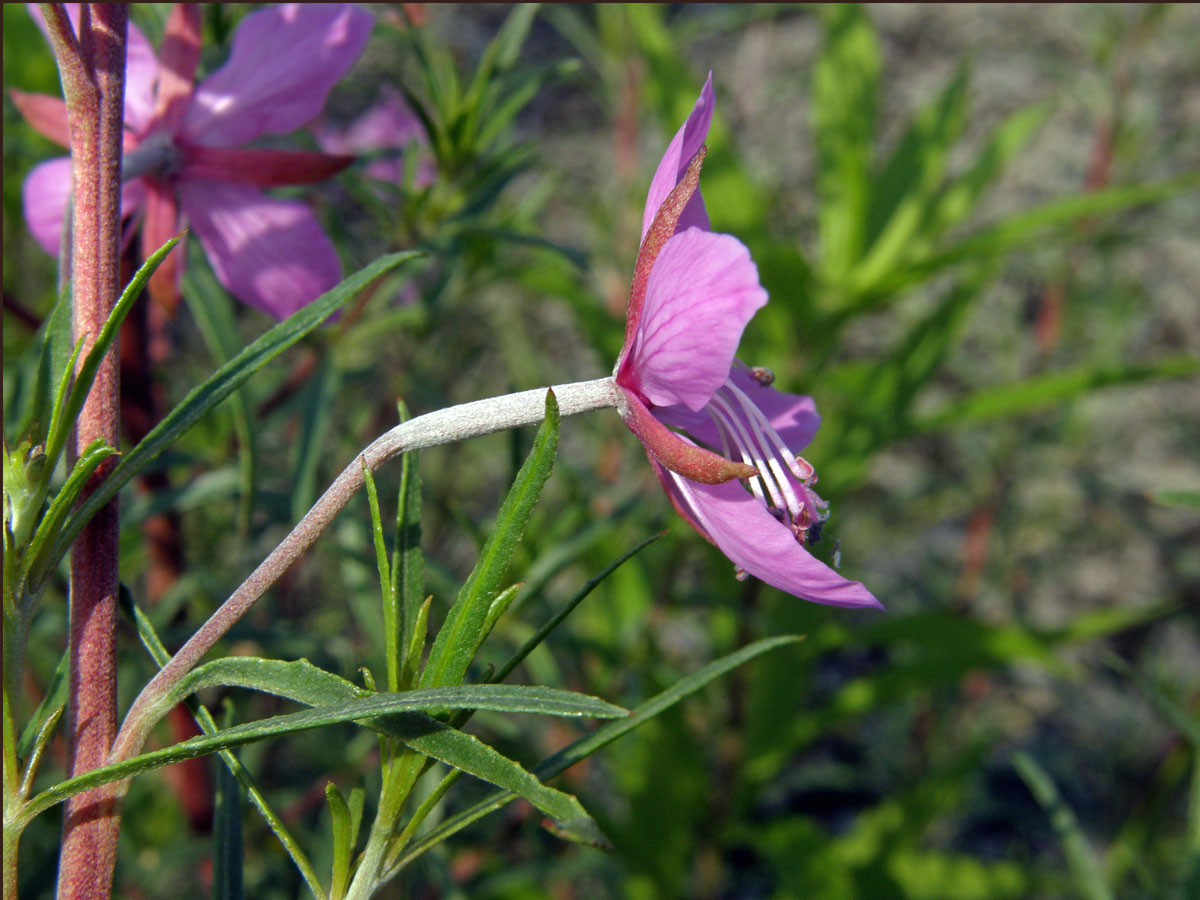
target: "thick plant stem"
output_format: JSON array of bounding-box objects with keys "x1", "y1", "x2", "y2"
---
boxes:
[
  {"x1": 110, "y1": 378, "x2": 621, "y2": 768},
  {"x1": 43, "y1": 5, "x2": 128, "y2": 899}
]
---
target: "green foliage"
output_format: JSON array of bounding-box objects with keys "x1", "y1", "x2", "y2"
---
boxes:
[{"x1": 3, "y1": 4, "x2": 1196, "y2": 899}]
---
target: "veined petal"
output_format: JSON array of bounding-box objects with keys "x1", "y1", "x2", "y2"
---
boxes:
[
  {"x1": 656, "y1": 367, "x2": 821, "y2": 453},
  {"x1": 640, "y1": 72, "x2": 713, "y2": 242},
  {"x1": 123, "y1": 13, "x2": 161, "y2": 132},
  {"x1": 152, "y1": 3, "x2": 202, "y2": 136},
  {"x1": 24, "y1": 157, "x2": 145, "y2": 256},
  {"x1": 177, "y1": 179, "x2": 341, "y2": 318},
  {"x1": 10, "y1": 90, "x2": 71, "y2": 148},
  {"x1": 661, "y1": 467, "x2": 883, "y2": 609},
  {"x1": 182, "y1": 4, "x2": 373, "y2": 147},
  {"x1": 23, "y1": 157, "x2": 73, "y2": 255},
  {"x1": 180, "y1": 146, "x2": 354, "y2": 187},
  {"x1": 141, "y1": 177, "x2": 182, "y2": 312},
  {"x1": 621, "y1": 228, "x2": 767, "y2": 411}
]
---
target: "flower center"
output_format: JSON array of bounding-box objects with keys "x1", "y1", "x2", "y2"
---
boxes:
[
  {"x1": 123, "y1": 131, "x2": 183, "y2": 181},
  {"x1": 702, "y1": 378, "x2": 828, "y2": 546}
]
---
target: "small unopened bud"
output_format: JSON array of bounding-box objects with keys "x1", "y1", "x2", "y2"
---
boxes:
[{"x1": 750, "y1": 366, "x2": 775, "y2": 386}]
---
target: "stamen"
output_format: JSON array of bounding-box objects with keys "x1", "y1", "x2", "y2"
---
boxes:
[
  {"x1": 724, "y1": 381, "x2": 816, "y2": 483},
  {"x1": 708, "y1": 392, "x2": 799, "y2": 516},
  {"x1": 711, "y1": 387, "x2": 806, "y2": 518}
]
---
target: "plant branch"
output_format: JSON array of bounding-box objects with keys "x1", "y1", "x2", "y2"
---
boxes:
[
  {"x1": 109, "y1": 378, "x2": 620, "y2": 767},
  {"x1": 47, "y1": 5, "x2": 129, "y2": 900}
]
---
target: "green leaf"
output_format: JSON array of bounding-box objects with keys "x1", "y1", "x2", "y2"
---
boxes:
[
  {"x1": 913, "y1": 354, "x2": 1200, "y2": 433},
  {"x1": 878, "y1": 172, "x2": 1200, "y2": 297},
  {"x1": 21, "y1": 277, "x2": 73, "y2": 447},
  {"x1": 812, "y1": 3, "x2": 881, "y2": 282},
  {"x1": 140, "y1": 653, "x2": 627, "y2": 741},
  {"x1": 181, "y1": 251, "x2": 258, "y2": 532},
  {"x1": 47, "y1": 252, "x2": 419, "y2": 577},
  {"x1": 419, "y1": 389, "x2": 560, "y2": 690},
  {"x1": 325, "y1": 783, "x2": 354, "y2": 900},
  {"x1": 44, "y1": 236, "x2": 181, "y2": 478},
  {"x1": 481, "y1": 582, "x2": 522, "y2": 640},
  {"x1": 16, "y1": 649, "x2": 67, "y2": 759},
  {"x1": 361, "y1": 463, "x2": 396, "y2": 690},
  {"x1": 290, "y1": 356, "x2": 341, "y2": 522},
  {"x1": 120, "y1": 591, "x2": 328, "y2": 900},
  {"x1": 1148, "y1": 489, "x2": 1200, "y2": 511},
  {"x1": 926, "y1": 101, "x2": 1051, "y2": 241},
  {"x1": 491, "y1": 531, "x2": 666, "y2": 685},
  {"x1": 212, "y1": 704, "x2": 245, "y2": 900},
  {"x1": 388, "y1": 635, "x2": 803, "y2": 873},
  {"x1": 1014, "y1": 751, "x2": 1114, "y2": 900},
  {"x1": 24, "y1": 683, "x2": 618, "y2": 828},
  {"x1": 391, "y1": 403, "x2": 424, "y2": 691},
  {"x1": 22, "y1": 439, "x2": 118, "y2": 594},
  {"x1": 854, "y1": 63, "x2": 971, "y2": 293}
]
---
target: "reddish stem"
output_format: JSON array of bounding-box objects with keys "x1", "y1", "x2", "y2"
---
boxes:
[{"x1": 42, "y1": 5, "x2": 129, "y2": 898}]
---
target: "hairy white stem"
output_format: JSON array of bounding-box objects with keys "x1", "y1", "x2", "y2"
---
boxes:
[{"x1": 110, "y1": 377, "x2": 621, "y2": 766}]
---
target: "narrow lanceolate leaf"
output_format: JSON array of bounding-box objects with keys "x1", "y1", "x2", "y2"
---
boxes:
[
  {"x1": 22, "y1": 276, "x2": 73, "y2": 447},
  {"x1": 46, "y1": 235, "x2": 181, "y2": 473},
  {"x1": 391, "y1": 401, "x2": 424, "y2": 691},
  {"x1": 23, "y1": 685, "x2": 619, "y2": 827},
  {"x1": 1014, "y1": 752, "x2": 1114, "y2": 900},
  {"x1": 912, "y1": 354, "x2": 1200, "y2": 433},
  {"x1": 212, "y1": 713, "x2": 245, "y2": 900},
  {"x1": 136, "y1": 654, "x2": 627, "y2": 753},
  {"x1": 22, "y1": 440, "x2": 118, "y2": 594},
  {"x1": 420, "y1": 390, "x2": 560, "y2": 690},
  {"x1": 48, "y1": 252, "x2": 420, "y2": 575},
  {"x1": 121, "y1": 592, "x2": 328, "y2": 900},
  {"x1": 388, "y1": 635, "x2": 803, "y2": 873}
]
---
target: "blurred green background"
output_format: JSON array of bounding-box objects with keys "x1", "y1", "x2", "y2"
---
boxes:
[{"x1": 4, "y1": 4, "x2": 1198, "y2": 899}]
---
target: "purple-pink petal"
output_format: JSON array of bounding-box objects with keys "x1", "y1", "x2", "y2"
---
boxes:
[
  {"x1": 656, "y1": 367, "x2": 822, "y2": 453},
  {"x1": 640, "y1": 73, "x2": 714, "y2": 243},
  {"x1": 23, "y1": 157, "x2": 145, "y2": 256},
  {"x1": 178, "y1": 179, "x2": 341, "y2": 319},
  {"x1": 122, "y1": 14, "x2": 161, "y2": 133},
  {"x1": 22, "y1": 157, "x2": 73, "y2": 255},
  {"x1": 182, "y1": 4, "x2": 373, "y2": 147},
  {"x1": 622, "y1": 228, "x2": 767, "y2": 411},
  {"x1": 661, "y1": 466, "x2": 882, "y2": 609}
]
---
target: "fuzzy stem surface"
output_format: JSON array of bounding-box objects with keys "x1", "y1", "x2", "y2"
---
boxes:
[
  {"x1": 109, "y1": 378, "x2": 620, "y2": 767},
  {"x1": 45, "y1": 5, "x2": 129, "y2": 899}
]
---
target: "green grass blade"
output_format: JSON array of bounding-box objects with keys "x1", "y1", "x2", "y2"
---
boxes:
[
  {"x1": 491, "y1": 530, "x2": 665, "y2": 685},
  {"x1": 856, "y1": 63, "x2": 970, "y2": 291},
  {"x1": 419, "y1": 390, "x2": 560, "y2": 690},
  {"x1": 47, "y1": 252, "x2": 419, "y2": 575},
  {"x1": 812, "y1": 3, "x2": 881, "y2": 283},
  {"x1": 391, "y1": 404, "x2": 424, "y2": 690},
  {"x1": 912, "y1": 354, "x2": 1200, "y2": 433},
  {"x1": 211, "y1": 705, "x2": 245, "y2": 900},
  {"x1": 1014, "y1": 751, "x2": 1114, "y2": 900}
]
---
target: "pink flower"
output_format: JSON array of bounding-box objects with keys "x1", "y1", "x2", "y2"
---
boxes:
[
  {"x1": 613, "y1": 75, "x2": 880, "y2": 609},
  {"x1": 314, "y1": 85, "x2": 436, "y2": 189},
  {"x1": 15, "y1": 3, "x2": 373, "y2": 318}
]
